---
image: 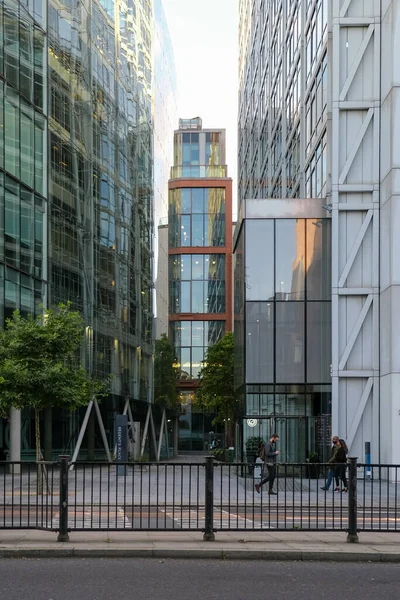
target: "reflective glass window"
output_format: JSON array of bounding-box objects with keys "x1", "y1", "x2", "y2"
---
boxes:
[
  {"x1": 306, "y1": 219, "x2": 331, "y2": 300},
  {"x1": 245, "y1": 220, "x2": 274, "y2": 301},
  {"x1": 246, "y1": 302, "x2": 274, "y2": 383},
  {"x1": 192, "y1": 188, "x2": 204, "y2": 213},
  {"x1": 306, "y1": 302, "x2": 331, "y2": 382},
  {"x1": 276, "y1": 302, "x2": 305, "y2": 383},
  {"x1": 275, "y1": 219, "x2": 305, "y2": 300}
]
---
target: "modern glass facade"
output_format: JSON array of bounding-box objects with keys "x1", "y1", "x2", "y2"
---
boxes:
[
  {"x1": 234, "y1": 200, "x2": 331, "y2": 463},
  {"x1": 153, "y1": 0, "x2": 177, "y2": 338},
  {"x1": 238, "y1": 0, "x2": 328, "y2": 203},
  {"x1": 168, "y1": 118, "x2": 233, "y2": 451},
  {"x1": 0, "y1": 0, "x2": 156, "y2": 458}
]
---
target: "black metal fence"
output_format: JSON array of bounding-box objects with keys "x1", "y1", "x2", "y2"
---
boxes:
[{"x1": 0, "y1": 457, "x2": 399, "y2": 542}]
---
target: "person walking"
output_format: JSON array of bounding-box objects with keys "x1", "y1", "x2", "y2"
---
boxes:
[
  {"x1": 255, "y1": 434, "x2": 280, "y2": 495},
  {"x1": 334, "y1": 438, "x2": 348, "y2": 492},
  {"x1": 321, "y1": 436, "x2": 348, "y2": 492},
  {"x1": 321, "y1": 436, "x2": 340, "y2": 492}
]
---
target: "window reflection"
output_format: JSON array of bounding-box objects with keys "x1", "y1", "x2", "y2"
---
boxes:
[
  {"x1": 246, "y1": 302, "x2": 274, "y2": 383},
  {"x1": 169, "y1": 254, "x2": 226, "y2": 314},
  {"x1": 275, "y1": 220, "x2": 305, "y2": 300},
  {"x1": 170, "y1": 320, "x2": 225, "y2": 380},
  {"x1": 306, "y1": 219, "x2": 331, "y2": 300},
  {"x1": 245, "y1": 220, "x2": 274, "y2": 300},
  {"x1": 169, "y1": 187, "x2": 226, "y2": 247}
]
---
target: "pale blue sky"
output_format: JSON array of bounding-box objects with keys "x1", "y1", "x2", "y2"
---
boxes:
[{"x1": 162, "y1": 0, "x2": 238, "y2": 212}]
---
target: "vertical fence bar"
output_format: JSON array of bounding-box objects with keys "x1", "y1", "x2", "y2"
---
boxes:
[
  {"x1": 347, "y1": 457, "x2": 358, "y2": 543},
  {"x1": 203, "y1": 456, "x2": 215, "y2": 541},
  {"x1": 57, "y1": 456, "x2": 69, "y2": 542}
]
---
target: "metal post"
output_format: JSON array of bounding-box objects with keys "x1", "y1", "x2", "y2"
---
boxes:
[
  {"x1": 203, "y1": 456, "x2": 215, "y2": 541},
  {"x1": 9, "y1": 408, "x2": 21, "y2": 474},
  {"x1": 58, "y1": 456, "x2": 70, "y2": 542},
  {"x1": 347, "y1": 456, "x2": 359, "y2": 543}
]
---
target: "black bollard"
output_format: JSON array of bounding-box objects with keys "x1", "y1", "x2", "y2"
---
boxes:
[
  {"x1": 347, "y1": 456, "x2": 359, "y2": 543},
  {"x1": 203, "y1": 456, "x2": 215, "y2": 541},
  {"x1": 57, "y1": 456, "x2": 70, "y2": 542}
]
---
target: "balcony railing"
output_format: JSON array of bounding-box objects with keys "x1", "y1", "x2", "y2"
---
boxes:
[{"x1": 170, "y1": 165, "x2": 228, "y2": 179}]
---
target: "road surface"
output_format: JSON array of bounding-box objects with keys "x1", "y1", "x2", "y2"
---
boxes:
[
  {"x1": 0, "y1": 559, "x2": 399, "y2": 600},
  {"x1": 0, "y1": 503, "x2": 398, "y2": 531}
]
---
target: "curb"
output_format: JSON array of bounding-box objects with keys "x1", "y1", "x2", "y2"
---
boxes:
[{"x1": 0, "y1": 547, "x2": 400, "y2": 562}]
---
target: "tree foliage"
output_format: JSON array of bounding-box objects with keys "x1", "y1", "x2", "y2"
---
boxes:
[
  {"x1": 0, "y1": 304, "x2": 105, "y2": 414},
  {"x1": 196, "y1": 332, "x2": 236, "y2": 425},
  {"x1": 154, "y1": 334, "x2": 179, "y2": 412},
  {"x1": 0, "y1": 304, "x2": 106, "y2": 462}
]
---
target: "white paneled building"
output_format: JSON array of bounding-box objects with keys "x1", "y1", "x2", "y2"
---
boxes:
[{"x1": 238, "y1": 0, "x2": 400, "y2": 462}]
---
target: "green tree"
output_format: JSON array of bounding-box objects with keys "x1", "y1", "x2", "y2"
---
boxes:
[
  {"x1": 0, "y1": 304, "x2": 105, "y2": 475},
  {"x1": 154, "y1": 334, "x2": 179, "y2": 412},
  {"x1": 196, "y1": 332, "x2": 236, "y2": 445}
]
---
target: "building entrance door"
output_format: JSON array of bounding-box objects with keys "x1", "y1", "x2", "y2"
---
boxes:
[
  {"x1": 244, "y1": 417, "x2": 309, "y2": 463},
  {"x1": 263, "y1": 417, "x2": 308, "y2": 463}
]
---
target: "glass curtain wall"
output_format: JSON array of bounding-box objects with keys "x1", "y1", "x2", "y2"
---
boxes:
[
  {"x1": 237, "y1": 217, "x2": 331, "y2": 462},
  {"x1": 0, "y1": 0, "x2": 155, "y2": 458},
  {"x1": 238, "y1": 0, "x2": 328, "y2": 204}
]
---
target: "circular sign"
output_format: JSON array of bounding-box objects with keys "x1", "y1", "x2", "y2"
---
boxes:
[{"x1": 246, "y1": 419, "x2": 258, "y2": 427}]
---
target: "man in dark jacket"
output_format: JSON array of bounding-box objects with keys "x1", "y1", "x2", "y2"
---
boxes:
[{"x1": 255, "y1": 434, "x2": 280, "y2": 495}]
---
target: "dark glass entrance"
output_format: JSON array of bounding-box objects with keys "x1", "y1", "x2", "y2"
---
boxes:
[{"x1": 243, "y1": 414, "x2": 331, "y2": 463}]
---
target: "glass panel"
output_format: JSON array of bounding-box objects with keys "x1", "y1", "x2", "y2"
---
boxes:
[
  {"x1": 5, "y1": 177, "x2": 20, "y2": 267},
  {"x1": 179, "y1": 281, "x2": 190, "y2": 313},
  {"x1": 181, "y1": 188, "x2": 191, "y2": 213},
  {"x1": 191, "y1": 214, "x2": 204, "y2": 246},
  {"x1": 276, "y1": 302, "x2": 305, "y2": 383},
  {"x1": 246, "y1": 302, "x2": 274, "y2": 383},
  {"x1": 21, "y1": 107, "x2": 35, "y2": 188},
  {"x1": 5, "y1": 278, "x2": 18, "y2": 321},
  {"x1": 192, "y1": 188, "x2": 204, "y2": 213},
  {"x1": 207, "y1": 213, "x2": 225, "y2": 246},
  {"x1": 306, "y1": 219, "x2": 331, "y2": 300},
  {"x1": 180, "y1": 215, "x2": 190, "y2": 246},
  {"x1": 180, "y1": 321, "x2": 191, "y2": 346},
  {"x1": 21, "y1": 286, "x2": 34, "y2": 317},
  {"x1": 276, "y1": 219, "x2": 305, "y2": 300},
  {"x1": 191, "y1": 281, "x2": 203, "y2": 313},
  {"x1": 191, "y1": 321, "x2": 204, "y2": 346},
  {"x1": 180, "y1": 348, "x2": 191, "y2": 380},
  {"x1": 307, "y1": 302, "x2": 331, "y2": 382},
  {"x1": 259, "y1": 393, "x2": 275, "y2": 415},
  {"x1": 35, "y1": 114, "x2": 46, "y2": 195},
  {"x1": 20, "y1": 189, "x2": 34, "y2": 274},
  {"x1": 245, "y1": 220, "x2": 274, "y2": 301},
  {"x1": 246, "y1": 393, "x2": 260, "y2": 415},
  {"x1": 4, "y1": 90, "x2": 19, "y2": 178},
  {"x1": 0, "y1": 83, "x2": 3, "y2": 167},
  {"x1": 192, "y1": 254, "x2": 203, "y2": 279},
  {"x1": 192, "y1": 347, "x2": 204, "y2": 379}
]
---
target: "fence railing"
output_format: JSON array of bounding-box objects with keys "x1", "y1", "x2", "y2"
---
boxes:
[{"x1": 1, "y1": 457, "x2": 399, "y2": 542}]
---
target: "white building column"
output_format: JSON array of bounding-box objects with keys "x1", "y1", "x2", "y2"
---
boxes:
[
  {"x1": 9, "y1": 408, "x2": 21, "y2": 473},
  {"x1": 330, "y1": 0, "x2": 381, "y2": 460},
  {"x1": 379, "y1": 1, "x2": 400, "y2": 464}
]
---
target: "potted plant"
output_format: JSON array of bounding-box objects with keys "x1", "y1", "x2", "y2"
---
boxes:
[
  {"x1": 306, "y1": 452, "x2": 321, "y2": 479},
  {"x1": 245, "y1": 436, "x2": 264, "y2": 474}
]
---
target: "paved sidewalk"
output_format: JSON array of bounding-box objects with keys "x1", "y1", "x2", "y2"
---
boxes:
[{"x1": 0, "y1": 529, "x2": 400, "y2": 562}]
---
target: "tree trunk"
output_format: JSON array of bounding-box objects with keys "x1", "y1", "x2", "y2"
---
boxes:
[{"x1": 35, "y1": 408, "x2": 43, "y2": 495}]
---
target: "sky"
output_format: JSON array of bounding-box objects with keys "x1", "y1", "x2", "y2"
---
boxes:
[{"x1": 162, "y1": 0, "x2": 239, "y2": 214}]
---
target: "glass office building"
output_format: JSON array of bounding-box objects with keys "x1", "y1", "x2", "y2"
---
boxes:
[
  {"x1": 238, "y1": 0, "x2": 328, "y2": 203},
  {"x1": 153, "y1": 0, "x2": 177, "y2": 338},
  {"x1": 168, "y1": 118, "x2": 233, "y2": 451},
  {"x1": 236, "y1": 1, "x2": 332, "y2": 462},
  {"x1": 0, "y1": 0, "x2": 156, "y2": 458},
  {"x1": 234, "y1": 199, "x2": 331, "y2": 463}
]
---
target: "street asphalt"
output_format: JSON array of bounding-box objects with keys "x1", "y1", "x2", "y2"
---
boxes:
[{"x1": 1, "y1": 558, "x2": 400, "y2": 600}]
